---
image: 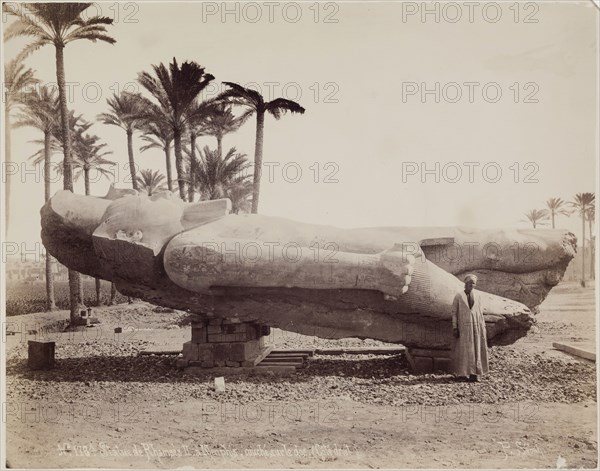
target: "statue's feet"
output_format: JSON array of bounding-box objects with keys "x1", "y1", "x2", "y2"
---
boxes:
[{"x1": 379, "y1": 243, "x2": 418, "y2": 298}]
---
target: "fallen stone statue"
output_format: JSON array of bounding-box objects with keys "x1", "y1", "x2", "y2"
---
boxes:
[{"x1": 41, "y1": 188, "x2": 576, "y2": 371}]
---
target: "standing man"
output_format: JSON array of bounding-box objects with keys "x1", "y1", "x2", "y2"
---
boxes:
[{"x1": 451, "y1": 274, "x2": 489, "y2": 382}]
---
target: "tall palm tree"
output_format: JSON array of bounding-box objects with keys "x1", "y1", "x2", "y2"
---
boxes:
[
  {"x1": 218, "y1": 82, "x2": 305, "y2": 213},
  {"x1": 71, "y1": 132, "x2": 114, "y2": 196},
  {"x1": 30, "y1": 112, "x2": 93, "y2": 304},
  {"x1": 3, "y1": 2, "x2": 116, "y2": 324},
  {"x1": 585, "y1": 205, "x2": 596, "y2": 280},
  {"x1": 194, "y1": 146, "x2": 250, "y2": 200},
  {"x1": 185, "y1": 99, "x2": 218, "y2": 202},
  {"x1": 137, "y1": 169, "x2": 168, "y2": 196},
  {"x1": 13, "y1": 85, "x2": 57, "y2": 310},
  {"x1": 570, "y1": 192, "x2": 595, "y2": 287},
  {"x1": 97, "y1": 92, "x2": 145, "y2": 190},
  {"x1": 3, "y1": 57, "x2": 39, "y2": 229},
  {"x1": 523, "y1": 209, "x2": 549, "y2": 229},
  {"x1": 72, "y1": 131, "x2": 114, "y2": 305},
  {"x1": 139, "y1": 112, "x2": 174, "y2": 191},
  {"x1": 137, "y1": 58, "x2": 215, "y2": 201},
  {"x1": 545, "y1": 197, "x2": 571, "y2": 229},
  {"x1": 198, "y1": 103, "x2": 246, "y2": 157}
]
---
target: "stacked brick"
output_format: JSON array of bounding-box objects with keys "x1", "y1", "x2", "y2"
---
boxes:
[
  {"x1": 405, "y1": 347, "x2": 451, "y2": 373},
  {"x1": 177, "y1": 318, "x2": 272, "y2": 368}
]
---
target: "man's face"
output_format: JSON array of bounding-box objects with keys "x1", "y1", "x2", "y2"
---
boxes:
[{"x1": 465, "y1": 280, "x2": 476, "y2": 293}]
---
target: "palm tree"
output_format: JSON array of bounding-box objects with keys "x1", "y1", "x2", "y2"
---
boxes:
[
  {"x1": 72, "y1": 131, "x2": 114, "y2": 305},
  {"x1": 139, "y1": 112, "x2": 174, "y2": 191},
  {"x1": 523, "y1": 209, "x2": 549, "y2": 229},
  {"x1": 570, "y1": 193, "x2": 595, "y2": 287},
  {"x1": 545, "y1": 197, "x2": 571, "y2": 229},
  {"x1": 585, "y1": 205, "x2": 596, "y2": 280},
  {"x1": 137, "y1": 58, "x2": 215, "y2": 201},
  {"x1": 13, "y1": 85, "x2": 57, "y2": 310},
  {"x1": 185, "y1": 99, "x2": 218, "y2": 202},
  {"x1": 3, "y1": 2, "x2": 116, "y2": 324},
  {"x1": 218, "y1": 82, "x2": 305, "y2": 213},
  {"x1": 224, "y1": 178, "x2": 253, "y2": 214},
  {"x1": 3, "y1": 57, "x2": 39, "y2": 229},
  {"x1": 137, "y1": 169, "x2": 168, "y2": 196},
  {"x1": 97, "y1": 92, "x2": 145, "y2": 190},
  {"x1": 194, "y1": 146, "x2": 251, "y2": 201},
  {"x1": 71, "y1": 132, "x2": 114, "y2": 196},
  {"x1": 198, "y1": 103, "x2": 246, "y2": 157}
]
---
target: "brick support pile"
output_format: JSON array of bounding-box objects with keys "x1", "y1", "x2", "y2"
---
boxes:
[
  {"x1": 405, "y1": 347, "x2": 451, "y2": 373},
  {"x1": 177, "y1": 319, "x2": 272, "y2": 368}
]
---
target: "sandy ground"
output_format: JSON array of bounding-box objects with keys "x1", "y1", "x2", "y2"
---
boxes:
[{"x1": 3, "y1": 281, "x2": 598, "y2": 469}]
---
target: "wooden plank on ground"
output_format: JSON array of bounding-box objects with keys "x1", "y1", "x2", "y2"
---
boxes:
[
  {"x1": 552, "y1": 342, "x2": 596, "y2": 362},
  {"x1": 140, "y1": 349, "x2": 181, "y2": 356},
  {"x1": 314, "y1": 346, "x2": 405, "y2": 355}
]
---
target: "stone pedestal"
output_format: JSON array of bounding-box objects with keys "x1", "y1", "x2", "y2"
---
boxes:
[
  {"x1": 28, "y1": 340, "x2": 55, "y2": 370},
  {"x1": 177, "y1": 319, "x2": 272, "y2": 369},
  {"x1": 406, "y1": 347, "x2": 451, "y2": 374}
]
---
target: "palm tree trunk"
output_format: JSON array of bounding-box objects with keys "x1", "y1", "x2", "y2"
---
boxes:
[
  {"x1": 127, "y1": 129, "x2": 138, "y2": 190},
  {"x1": 83, "y1": 168, "x2": 103, "y2": 301},
  {"x1": 4, "y1": 105, "x2": 12, "y2": 232},
  {"x1": 79, "y1": 276, "x2": 85, "y2": 303},
  {"x1": 110, "y1": 283, "x2": 116, "y2": 305},
  {"x1": 581, "y1": 208, "x2": 586, "y2": 287},
  {"x1": 164, "y1": 144, "x2": 173, "y2": 191},
  {"x1": 43, "y1": 130, "x2": 56, "y2": 311},
  {"x1": 96, "y1": 278, "x2": 101, "y2": 305},
  {"x1": 217, "y1": 134, "x2": 223, "y2": 158},
  {"x1": 251, "y1": 110, "x2": 265, "y2": 214},
  {"x1": 589, "y1": 216, "x2": 595, "y2": 280},
  {"x1": 84, "y1": 168, "x2": 90, "y2": 196},
  {"x1": 551, "y1": 212, "x2": 555, "y2": 229},
  {"x1": 55, "y1": 43, "x2": 84, "y2": 323},
  {"x1": 188, "y1": 132, "x2": 196, "y2": 202},
  {"x1": 173, "y1": 128, "x2": 186, "y2": 201}
]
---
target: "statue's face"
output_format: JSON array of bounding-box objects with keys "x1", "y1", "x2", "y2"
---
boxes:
[{"x1": 465, "y1": 279, "x2": 476, "y2": 293}]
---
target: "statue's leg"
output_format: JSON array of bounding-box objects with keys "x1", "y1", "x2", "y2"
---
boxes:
[{"x1": 164, "y1": 224, "x2": 419, "y2": 297}]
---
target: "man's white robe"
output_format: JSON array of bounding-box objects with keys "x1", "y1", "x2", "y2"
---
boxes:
[{"x1": 450, "y1": 290, "x2": 489, "y2": 376}]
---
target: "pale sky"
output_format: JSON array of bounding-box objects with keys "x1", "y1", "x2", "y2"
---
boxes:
[{"x1": 1, "y1": 1, "x2": 598, "y2": 253}]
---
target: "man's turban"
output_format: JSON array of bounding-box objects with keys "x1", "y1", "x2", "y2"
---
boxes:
[{"x1": 464, "y1": 274, "x2": 478, "y2": 283}]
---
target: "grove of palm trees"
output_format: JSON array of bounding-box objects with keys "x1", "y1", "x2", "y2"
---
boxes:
[
  {"x1": 524, "y1": 193, "x2": 596, "y2": 286},
  {"x1": 2, "y1": 2, "x2": 597, "y2": 470},
  {"x1": 3, "y1": 3, "x2": 305, "y2": 323}
]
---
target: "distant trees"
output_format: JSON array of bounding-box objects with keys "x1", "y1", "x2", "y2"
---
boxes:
[
  {"x1": 137, "y1": 169, "x2": 168, "y2": 196},
  {"x1": 570, "y1": 193, "x2": 595, "y2": 287},
  {"x1": 523, "y1": 209, "x2": 549, "y2": 229},
  {"x1": 545, "y1": 198, "x2": 571, "y2": 229},
  {"x1": 524, "y1": 193, "x2": 595, "y2": 286}
]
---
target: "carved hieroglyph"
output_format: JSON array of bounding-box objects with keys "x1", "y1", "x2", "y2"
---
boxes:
[{"x1": 41, "y1": 189, "x2": 576, "y2": 349}]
